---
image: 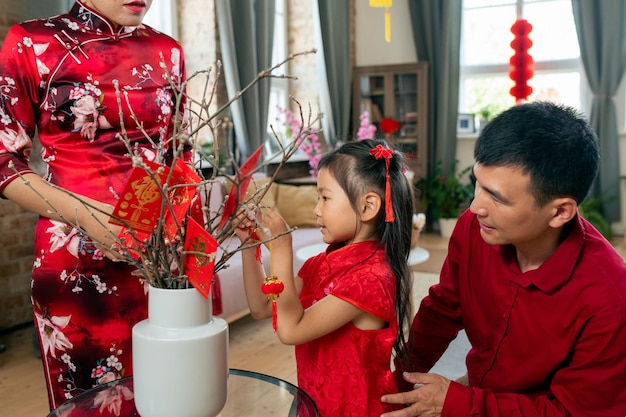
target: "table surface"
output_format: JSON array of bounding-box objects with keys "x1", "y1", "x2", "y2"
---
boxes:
[
  {"x1": 47, "y1": 369, "x2": 318, "y2": 417},
  {"x1": 296, "y1": 243, "x2": 430, "y2": 266}
]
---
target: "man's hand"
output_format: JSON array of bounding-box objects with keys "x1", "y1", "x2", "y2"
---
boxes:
[{"x1": 381, "y1": 372, "x2": 451, "y2": 417}]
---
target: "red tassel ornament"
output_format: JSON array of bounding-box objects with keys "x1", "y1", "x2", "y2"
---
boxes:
[{"x1": 261, "y1": 275, "x2": 284, "y2": 332}]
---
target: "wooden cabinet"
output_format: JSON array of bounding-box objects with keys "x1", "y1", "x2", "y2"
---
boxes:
[{"x1": 352, "y1": 63, "x2": 429, "y2": 180}]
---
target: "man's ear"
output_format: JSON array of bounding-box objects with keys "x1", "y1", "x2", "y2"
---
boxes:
[
  {"x1": 549, "y1": 197, "x2": 578, "y2": 228},
  {"x1": 360, "y1": 192, "x2": 382, "y2": 222}
]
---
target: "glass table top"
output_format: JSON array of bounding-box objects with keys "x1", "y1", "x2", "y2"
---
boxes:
[{"x1": 47, "y1": 368, "x2": 318, "y2": 417}]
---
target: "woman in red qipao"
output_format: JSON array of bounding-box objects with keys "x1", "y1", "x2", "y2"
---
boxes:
[
  {"x1": 236, "y1": 139, "x2": 415, "y2": 416},
  {"x1": 0, "y1": 0, "x2": 189, "y2": 409}
]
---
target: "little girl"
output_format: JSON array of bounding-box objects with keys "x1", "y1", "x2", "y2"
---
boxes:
[{"x1": 236, "y1": 139, "x2": 414, "y2": 416}]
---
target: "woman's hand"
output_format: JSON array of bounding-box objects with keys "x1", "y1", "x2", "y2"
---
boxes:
[{"x1": 85, "y1": 201, "x2": 125, "y2": 262}]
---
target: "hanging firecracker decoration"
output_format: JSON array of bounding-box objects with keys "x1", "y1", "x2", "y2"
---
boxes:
[
  {"x1": 369, "y1": 0, "x2": 392, "y2": 43},
  {"x1": 261, "y1": 275, "x2": 284, "y2": 332},
  {"x1": 509, "y1": 18, "x2": 534, "y2": 104}
]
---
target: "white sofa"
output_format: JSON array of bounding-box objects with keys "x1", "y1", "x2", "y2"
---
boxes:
[{"x1": 208, "y1": 174, "x2": 324, "y2": 322}]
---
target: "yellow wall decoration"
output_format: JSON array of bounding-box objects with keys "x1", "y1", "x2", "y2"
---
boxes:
[{"x1": 369, "y1": 0, "x2": 392, "y2": 42}]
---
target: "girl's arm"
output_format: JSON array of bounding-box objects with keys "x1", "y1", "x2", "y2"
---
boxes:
[
  {"x1": 252, "y1": 211, "x2": 379, "y2": 346},
  {"x1": 2, "y1": 173, "x2": 122, "y2": 260}
]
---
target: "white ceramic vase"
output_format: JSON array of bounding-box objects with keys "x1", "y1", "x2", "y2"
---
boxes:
[
  {"x1": 438, "y1": 217, "x2": 458, "y2": 239},
  {"x1": 132, "y1": 285, "x2": 229, "y2": 417}
]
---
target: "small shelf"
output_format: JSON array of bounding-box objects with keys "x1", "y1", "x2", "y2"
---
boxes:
[{"x1": 352, "y1": 63, "x2": 429, "y2": 181}]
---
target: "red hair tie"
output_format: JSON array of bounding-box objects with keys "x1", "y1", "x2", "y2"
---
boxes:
[{"x1": 369, "y1": 144, "x2": 395, "y2": 222}]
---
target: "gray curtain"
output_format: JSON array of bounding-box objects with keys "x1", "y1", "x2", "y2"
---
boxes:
[
  {"x1": 408, "y1": 0, "x2": 462, "y2": 175},
  {"x1": 571, "y1": 0, "x2": 626, "y2": 222},
  {"x1": 216, "y1": 0, "x2": 275, "y2": 158},
  {"x1": 317, "y1": 0, "x2": 351, "y2": 145}
]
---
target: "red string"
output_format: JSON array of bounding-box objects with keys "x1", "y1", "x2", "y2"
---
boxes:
[
  {"x1": 271, "y1": 301, "x2": 278, "y2": 332},
  {"x1": 250, "y1": 230, "x2": 262, "y2": 263},
  {"x1": 384, "y1": 173, "x2": 394, "y2": 222}
]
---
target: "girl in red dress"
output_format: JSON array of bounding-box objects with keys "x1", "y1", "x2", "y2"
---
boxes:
[
  {"x1": 0, "y1": 0, "x2": 188, "y2": 409},
  {"x1": 237, "y1": 139, "x2": 414, "y2": 416}
]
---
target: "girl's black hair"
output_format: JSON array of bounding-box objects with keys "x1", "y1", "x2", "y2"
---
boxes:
[{"x1": 317, "y1": 139, "x2": 413, "y2": 364}]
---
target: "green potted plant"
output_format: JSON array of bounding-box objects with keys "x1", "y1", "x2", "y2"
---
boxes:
[
  {"x1": 578, "y1": 195, "x2": 613, "y2": 240},
  {"x1": 415, "y1": 160, "x2": 474, "y2": 237}
]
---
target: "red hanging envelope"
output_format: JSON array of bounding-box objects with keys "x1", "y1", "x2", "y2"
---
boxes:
[
  {"x1": 184, "y1": 217, "x2": 218, "y2": 299},
  {"x1": 162, "y1": 158, "x2": 201, "y2": 242},
  {"x1": 217, "y1": 144, "x2": 264, "y2": 231}
]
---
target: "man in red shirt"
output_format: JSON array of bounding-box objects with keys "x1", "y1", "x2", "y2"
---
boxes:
[{"x1": 383, "y1": 102, "x2": 626, "y2": 417}]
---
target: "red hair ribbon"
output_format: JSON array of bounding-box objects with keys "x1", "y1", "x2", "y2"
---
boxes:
[{"x1": 370, "y1": 144, "x2": 395, "y2": 222}]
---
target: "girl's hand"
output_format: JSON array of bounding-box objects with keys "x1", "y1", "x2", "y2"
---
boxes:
[
  {"x1": 255, "y1": 210, "x2": 291, "y2": 248},
  {"x1": 232, "y1": 205, "x2": 260, "y2": 242}
]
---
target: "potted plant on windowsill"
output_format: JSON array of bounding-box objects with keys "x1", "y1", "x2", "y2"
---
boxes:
[{"x1": 415, "y1": 160, "x2": 474, "y2": 238}]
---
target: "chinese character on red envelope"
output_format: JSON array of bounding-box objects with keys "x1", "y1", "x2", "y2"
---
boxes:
[
  {"x1": 109, "y1": 161, "x2": 168, "y2": 233},
  {"x1": 184, "y1": 217, "x2": 218, "y2": 299}
]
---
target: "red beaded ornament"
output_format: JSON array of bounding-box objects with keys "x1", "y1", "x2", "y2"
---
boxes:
[{"x1": 509, "y1": 18, "x2": 534, "y2": 104}]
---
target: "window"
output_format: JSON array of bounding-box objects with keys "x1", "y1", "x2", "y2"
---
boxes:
[
  {"x1": 266, "y1": 0, "x2": 290, "y2": 154},
  {"x1": 143, "y1": 1, "x2": 177, "y2": 39},
  {"x1": 459, "y1": 0, "x2": 588, "y2": 124}
]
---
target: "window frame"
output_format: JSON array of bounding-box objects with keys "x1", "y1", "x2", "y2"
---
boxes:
[
  {"x1": 458, "y1": 0, "x2": 599, "y2": 127},
  {"x1": 142, "y1": 0, "x2": 178, "y2": 39}
]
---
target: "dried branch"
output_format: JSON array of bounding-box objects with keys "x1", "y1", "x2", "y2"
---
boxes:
[{"x1": 12, "y1": 50, "x2": 321, "y2": 289}]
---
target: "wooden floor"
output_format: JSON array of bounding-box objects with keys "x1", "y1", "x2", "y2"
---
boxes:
[{"x1": 1, "y1": 232, "x2": 622, "y2": 416}]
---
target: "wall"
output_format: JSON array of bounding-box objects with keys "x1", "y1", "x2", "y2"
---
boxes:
[
  {"x1": 0, "y1": 0, "x2": 24, "y2": 37},
  {"x1": 354, "y1": 0, "x2": 417, "y2": 66}
]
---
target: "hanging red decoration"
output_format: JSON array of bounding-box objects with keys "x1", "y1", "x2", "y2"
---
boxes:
[
  {"x1": 379, "y1": 118, "x2": 400, "y2": 138},
  {"x1": 509, "y1": 18, "x2": 534, "y2": 104},
  {"x1": 261, "y1": 275, "x2": 284, "y2": 332}
]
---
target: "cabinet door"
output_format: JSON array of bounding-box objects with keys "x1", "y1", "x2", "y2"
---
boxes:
[
  {"x1": 352, "y1": 63, "x2": 428, "y2": 181},
  {"x1": 355, "y1": 72, "x2": 387, "y2": 130}
]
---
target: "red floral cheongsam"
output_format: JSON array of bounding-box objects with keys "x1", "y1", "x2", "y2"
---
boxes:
[
  {"x1": 297, "y1": 240, "x2": 403, "y2": 416},
  {"x1": 0, "y1": 1, "x2": 187, "y2": 409}
]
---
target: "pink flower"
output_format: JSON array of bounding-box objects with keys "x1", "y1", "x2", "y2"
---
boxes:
[
  {"x1": 46, "y1": 220, "x2": 81, "y2": 257},
  {"x1": 276, "y1": 105, "x2": 322, "y2": 177},
  {"x1": 70, "y1": 95, "x2": 112, "y2": 142},
  {"x1": 98, "y1": 371, "x2": 119, "y2": 384},
  {"x1": 91, "y1": 365, "x2": 108, "y2": 379},
  {"x1": 35, "y1": 312, "x2": 73, "y2": 359},
  {"x1": 93, "y1": 385, "x2": 134, "y2": 416},
  {"x1": 357, "y1": 111, "x2": 377, "y2": 140},
  {"x1": 0, "y1": 123, "x2": 32, "y2": 155}
]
